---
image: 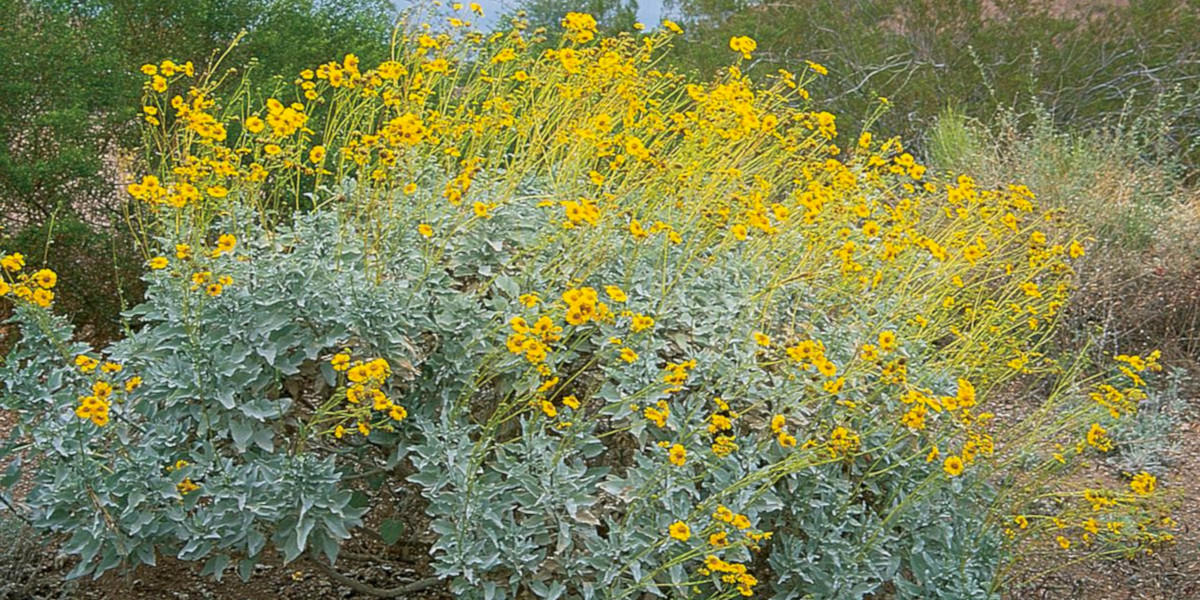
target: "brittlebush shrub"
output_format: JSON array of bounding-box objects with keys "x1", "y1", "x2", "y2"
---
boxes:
[{"x1": 0, "y1": 11, "x2": 1174, "y2": 599}]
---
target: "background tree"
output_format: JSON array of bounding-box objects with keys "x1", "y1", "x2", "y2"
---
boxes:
[{"x1": 662, "y1": 0, "x2": 1200, "y2": 174}]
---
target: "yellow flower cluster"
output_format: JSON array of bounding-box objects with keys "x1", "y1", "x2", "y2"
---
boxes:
[
  {"x1": 785, "y1": 338, "x2": 838, "y2": 378},
  {"x1": 264, "y1": 98, "x2": 309, "y2": 138},
  {"x1": 1003, "y1": 472, "x2": 1174, "y2": 556},
  {"x1": 770, "y1": 414, "x2": 797, "y2": 447},
  {"x1": 643, "y1": 400, "x2": 669, "y2": 428},
  {"x1": 165, "y1": 459, "x2": 201, "y2": 495},
  {"x1": 72, "y1": 356, "x2": 139, "y2": 427},
  {"x1": 0, "y1": 253, "x2": 56, "y2": 308},
  {"x1": 562, "y1": 286, "x2": 612, "y2": 326},
  {"x1": 708, "y1": 397, "x2": 739, "y2": 457},
  {"x1": 728, "y1": 36, "x2": 757, "y2": 60},
  {"x1": 700, "y1": 554, "x2": 758, "y2": 596},
  {"x1": 162, "y1": 234, "x2": 239, "y2": 296},
  {"x1": 329, "y1": 353, "x2": 405, "y2": 437},
  {"x1": 699, "y1": 505, "x2": 772, "y2": 595},
  {"x1": 1130, "y1": 472, "x2": 1156, "y2": 496},
  {"x1": 507, "y1": 315, "x2": 562, "y2": 364},
  {"x1": 661, "y1": 359, "x2": 695, "y2": 393},
  {"x1": 826, "y1": 425, "x2": 860, "y2": 457},
  {"x1": 562, "y1": 12, "x2": 598, "y2": 44}
]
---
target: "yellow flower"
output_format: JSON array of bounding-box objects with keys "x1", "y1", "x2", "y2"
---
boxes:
[
  {"x1": 619, "y1": 348, "x2": 639, "y2": 363},
  {"x1": 1130, "y1": 472, "x2": 1156, "y2": 496},
  {"x1": 330, "y1": 353, "x2": 351, "y2": 371},
  {"x1": 418, "y1": 224, "x2": 434, "y2": 238},
  {"x1": 605, "y1": 285, "x2": 627, "y2": 302},
  {"x1": 377, "y1": 61, "x2": 407, "y2": 80},
  {"x1": 1, "y1": 253, "x2": 25, "y2": 272},
  {"x1": 943, "y1": 455, "x2": 965, "y2": 477},
  {"x1": 175, "y1": 244, "x2": 192, "y2": 259},
  {"x1": 215, "y1": 234, "x2": 236, "y2": 255},
  {"x1": 206, "y1": 283, "x2": 223, "y2": 297},
  {"x1": 630, "y1": 314, "x2": 654, "y2": 332},
  {"x1": 149, "y1": 256, "x2": 169, "y2": 270},
  {"x1": 1069, "y1": 240, "x2": 1085, "y2": 258},
  {"x1": 245, "y1": 116, "x2": 265, "y2": 134},
  {"x1": 624, "y1": 135, "x2": 650, "y2": 160},
  {"x1": 663, "y1": 19, "x2": 683, "y2": 34},
  {"x1": 207, "y1": 186, "x2": 229, "y2": 198},
  {"x1": 668, "y1": 521, "x2": 690, "y2": 542},
  {"x1": 31, "y1": 289, "x2": 53, "y2": 307},
  {"x1": 644, "y1": 405, "x2": 668, "y2": 428},
  {"x1": 538, "y1": 377, "x2": 559, "y2": 393},
  {"x1": 389, "y1": 405, "x2": 408, "y2": 421},
  {"x1": 1086, "y1": 423, "x2": 1111, "y2": 452},
  {"x1": 771, "y1": 414, "x2": 786, "y2": 432},
  {"x1": 713, "y1": 506, "x2": 734, "y2": 523},
  {"x1": 32, "y1": 269, "x2": 57, "y2": 289},
  {"x1": 92, "y1": 381, "x2": 113, "y2": 399},
  {"x1": 561, "y1": 12, "x2": 597, "y2": 43},
  {"x1": 348, "y1": 364, "x2": 369, "y2": 383},
  {"x1": 878, "y1": 330, "x2": 897, "y2": 352},
  {"x1": 309, "y1": 145, "x2": 326, "y2": 163},
  {"x1": 823, "y1": 377, "x2": 845, "y2": 394},
  {"x1": 668, "y1": 443, "x2": 686, "y2": 466},
  {"x1": 75, "y1": 355, "x2": 99, "y2": 373},
  {"x1": 366, "y1": 358, "x2": 391, "y2": 381},
  {"x1": 729, "y1": 36, "x2": 757, "y2": 59},
  {"x1": 753, "y1": 332, "x2": 771, "y2": 347},
  {"x1": 815, "y1": 358, "x2": 837, "y2": 378}
]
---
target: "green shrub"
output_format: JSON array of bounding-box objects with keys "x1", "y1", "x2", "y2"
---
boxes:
[{"x1": 0, "y1": 14, "x2": 1173, "y2": 599}]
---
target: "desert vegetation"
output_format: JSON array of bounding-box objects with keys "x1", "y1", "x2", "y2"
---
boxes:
[{"x1": 0, "y1": 1, "x2": 1197, "y2": 599}]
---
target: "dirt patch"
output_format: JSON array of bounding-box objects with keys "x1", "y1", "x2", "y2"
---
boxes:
[
  {"x1": 75, "y1": 552, "x2": 445, "y2": 600},
  {"x1": 1004, "y1": 391, "x2": 1200, "y2": 600}
]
